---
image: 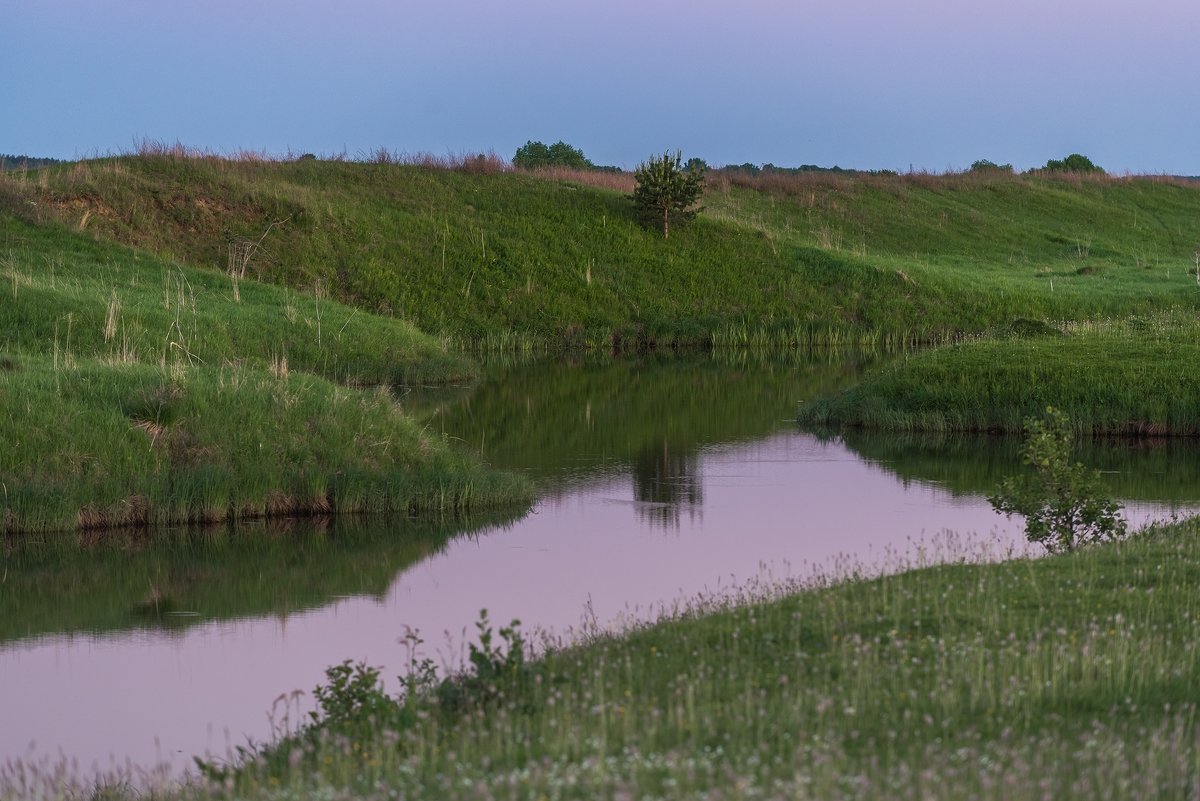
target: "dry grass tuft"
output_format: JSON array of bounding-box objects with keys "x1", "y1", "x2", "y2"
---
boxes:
[{"x1": 517, "y1": 166, "x2": 636, "y2": 193}]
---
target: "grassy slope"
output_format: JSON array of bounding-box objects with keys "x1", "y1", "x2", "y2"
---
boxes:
[
  {"x1": 797, "y1": 316, "x2": 1200, "y2": 434},
  {"x1": 0, "y1": 209, "x2": 529, "y2": 534},
  {"x1": 6, "y1": 158, "x2": 1200, "y2": 345},
  {"x1": 0, "y1": 213, "x2": 472, "y2": 384},
  {"x1": 210, "y1": 518, "x2": 1200, "y2": 801}
]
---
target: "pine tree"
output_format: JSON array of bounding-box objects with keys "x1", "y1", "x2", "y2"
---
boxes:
[{"x1": 632, "y1": 151, "x2": 705, "y2": 239}]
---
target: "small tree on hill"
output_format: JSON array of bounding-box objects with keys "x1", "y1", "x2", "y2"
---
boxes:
[
  {"x1": 632, "y1": 151, "x2": 706, "y2": 239},
  {"x1": 988, "y1": 406, "x2": 1126, "y2": 553}
]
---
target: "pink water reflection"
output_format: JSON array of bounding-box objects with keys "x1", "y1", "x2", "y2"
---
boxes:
[{"x1": 0, "y1": 433, "x2": 1185, "y2": 778}]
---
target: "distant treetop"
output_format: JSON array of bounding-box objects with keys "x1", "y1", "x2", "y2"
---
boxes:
[
  {"x1": 0, "y1": 154, "x2": 62, "y2": 170},
  {"x1": 1042, "y1": 153, "x2": 1104, "y2": 174},
  {"x1": 513, "y1": 140, "x2": 593, "y2": 171},
  {"x1": 970, "y1": 159, "x2": 1015, "y2": 173}
]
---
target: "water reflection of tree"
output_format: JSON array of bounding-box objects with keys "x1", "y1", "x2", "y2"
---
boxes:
[{"x1": 632, "y1": 439, "x2": 703, "y2": 530}]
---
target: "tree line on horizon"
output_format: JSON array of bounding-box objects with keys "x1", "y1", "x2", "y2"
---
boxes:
[
  {"x1": 0, "y1": 154, "x2": 62, "y2": 170},
  {"x1": 512, "y1": 140, "x2": 1110, "y2": 177}
]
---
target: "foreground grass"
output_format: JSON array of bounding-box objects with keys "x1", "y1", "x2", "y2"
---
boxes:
[
  {"x1": 0, "y1": 355, "x2": 531, "y2": 534},
  {"x1": 130, "y1": 518, "x2": 1198, "y2": 801},
  {"x1": 797, "y1": 314, "x2": 1200, "y2": 434},
  {"x1": 5, "y1": 157, "x2": 1200, "y2": 346}
]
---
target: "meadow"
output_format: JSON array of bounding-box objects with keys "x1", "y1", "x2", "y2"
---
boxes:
[
  {"x1": 4, "y1": 151, "x2": 1200, "y2": 799},
  {"x1": 4, "y1": 152, "x2": 1200, "y2": 349}
]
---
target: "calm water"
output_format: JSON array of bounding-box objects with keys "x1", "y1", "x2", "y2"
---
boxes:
[{"x1": 3, "y1": 351, "x2": 1198, "y2": 778}]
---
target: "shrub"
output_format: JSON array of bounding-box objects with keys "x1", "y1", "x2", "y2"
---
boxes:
[
  {"x1": 988, "y1": 406, "x2": 1126, "y2": 553},
  {"x1": 513, "y1": 140, "x2": 593, "y2": 170},
  {"x1": 1043, "y1": 153, "x2": 1105, "y2": 174},
  {"x1": 970, "y1": 159, "x2": 1014, "y2": 173}
]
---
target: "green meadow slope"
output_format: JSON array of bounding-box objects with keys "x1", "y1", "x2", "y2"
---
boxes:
[
  {"x1": 5, "y1": 156, "x2": 1200, "y2": 346},
  {"x1": 0, "y1": 189, "x2": 530, "y2": 535},
  {"x1": 6, "y1": 155, "x2": 1200, "y2": 528}
]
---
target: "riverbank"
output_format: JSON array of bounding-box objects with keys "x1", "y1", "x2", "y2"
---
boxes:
[
  {"x1": 0, "y1": 355, "x2": 532, "y2": 534},
  {"x1": 797, "y1": 315, "x2": 1200, "y2": 434},
  {"x1": 5, "y1": 154, "x2": 1200, "y2": 347},
  {"x1": 173, "y1": 516, "x2": 1200, "y2": 800}
]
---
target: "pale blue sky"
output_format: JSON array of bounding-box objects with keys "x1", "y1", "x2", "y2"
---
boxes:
[{"x1": 5, "y1": 0, "x2": 1197, "y2": 173}]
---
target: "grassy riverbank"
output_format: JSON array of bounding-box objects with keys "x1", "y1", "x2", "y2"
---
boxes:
[
  {"x1": 0, "y1": 355, "x2": 531, "y2": 534},
  {"x1": 172, "y1": 516, "x2": 1200, "y2": 801},
  {"x1": 5, "y1": 154, "x2": 1200, "y2": 346},
  {"x1": 0, "y1": 190, "x2": 534, "y2": 534},
  {"x1": 797, "y1": 315, "x2": 1200, "y2": 435}
]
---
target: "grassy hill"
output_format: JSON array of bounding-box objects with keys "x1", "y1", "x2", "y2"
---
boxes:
[
  {"x1": 5, "y1": 154, "x2": 1200, "y2": 347},
  {"x1": 0, "y1": 164, "x2": 533, "y2": 534}
]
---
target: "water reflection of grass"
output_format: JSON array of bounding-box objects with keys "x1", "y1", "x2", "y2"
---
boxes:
[
  {"x1": 175, "y1": 518, "x2": 1200, "y2": 801},
  {"x1": 413, "y1": 350, "x2": 877, "y2": 490},
  {"x1": 838, "y1": 429, "x2": 1200, "y2": 503},
  {"x1": 0, "y1": 511, "x2": 528, "y2": 644}
]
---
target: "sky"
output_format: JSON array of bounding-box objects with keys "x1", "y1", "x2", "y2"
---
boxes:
[{"x1": 4, "y1": 0, "x2": 1198, "y2": 173}]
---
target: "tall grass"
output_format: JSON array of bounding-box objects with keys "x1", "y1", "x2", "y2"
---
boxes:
[{"x1": 0, "y1": 214, "x2": 473, "y2": 385}]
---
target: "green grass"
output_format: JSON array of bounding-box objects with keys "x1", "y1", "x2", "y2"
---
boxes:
[
  {"x1": 797, "y1": 314, "x2": 1200, "y2": 434},
  {"x1": 0, "y1": 354, "x2": 532, "y2": 534},
  {"x1": 6, "y1": 156, "x2": 1200, "y2": 347},
  {"x1": 157, "y1": 517, "x2": 1200, "y2": 801},
  {"x1": 0, "y1": 213, "x2": 473, "y2": 385},
  {"x1": 0, "y1": 171, "x2": 545, "y2": 533}
]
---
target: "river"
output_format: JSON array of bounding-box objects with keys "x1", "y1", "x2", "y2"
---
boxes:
[{"x1": 2, "y1": 351, "x2": 1197, "y2": 783}]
